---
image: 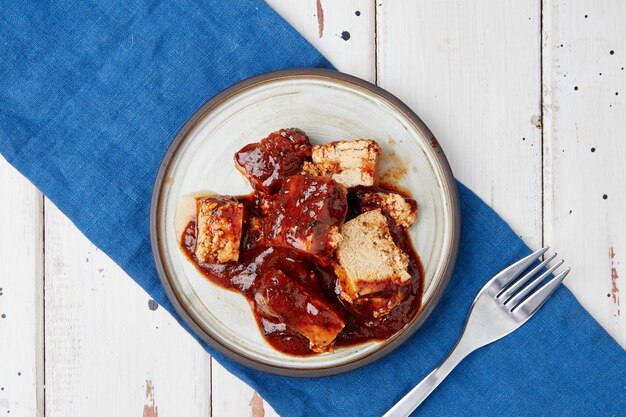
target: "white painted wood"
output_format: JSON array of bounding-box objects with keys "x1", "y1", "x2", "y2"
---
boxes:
[
  {"x1": 268, "y1": 0, "x2": 376, "y2": 83},
  {"x1": 211, "y1": 362, "x2": 279, "y2": 417},
  {"x1": 208, "y1": 2, "x2": 376, "y2": 415},
  {"x1": 43, "y1": 200, "x2": 211, "y2": 416},
  {"x1": 0, "y1": 158, "x2": 44, "y2": 417},
  {"x1": 543, "y1": 0, "x2": 626, "y2": 348},
  {"x1": 377, "y1": 1, "x2": 543, "y2": 248}
]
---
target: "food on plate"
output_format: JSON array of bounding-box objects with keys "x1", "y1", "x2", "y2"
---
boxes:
[
  {"x1": 235, "y1": 128, "x2": 312, "y2": 193},
  {"x1": 301, "y1": 139, "x2": 382, "y2": 188},
  {"x1": 180, "y1": 128, "x2": 423, "y2": 355},
  {"x1": 351, "y1": 190, "x2": 417, "y2": 229},
  {"x1": 195, "y1": 196, "x2": 244, "y2": 264},
  {"x1": 334, "y1": 209, "x2": 412, "y2": 318},
  {"x1": 262, "y1": 175, "x2": 347, "y2": 266},
  {"x1": 255, "y1": 269, "x2": 346, "y2": 352}
]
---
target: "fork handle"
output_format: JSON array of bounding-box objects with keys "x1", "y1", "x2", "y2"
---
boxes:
[{"x1": 382, "y1": 340, "x2": 473, "y2": 417}]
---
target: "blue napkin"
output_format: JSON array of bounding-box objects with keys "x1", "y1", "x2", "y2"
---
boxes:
[{"x1": 1, "y1": 1, "x2": 625, "y2": 415}]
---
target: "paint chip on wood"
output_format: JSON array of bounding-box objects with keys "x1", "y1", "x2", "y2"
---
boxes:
[
  {"x1": 250, "y1": 392, "x2": 265, "y2": 417},
  {"x1": 143, "y1": 380, "x2": 159, "y2": 417},
  {"x1": 316, "y1": 0, "x2": 324, "y2": 38},
  {"x1": 340, "y1": 31, "x2": 351, "y2": 41},
  {"x1": 609, "y1": 247, "x2": 620, "y2": 315},
  {"x1": 530, "y1": 114, "x2": 541, "y2": 129},
  {"x1": 148, "y1": 299, "x2": 159, "y2": 311}
]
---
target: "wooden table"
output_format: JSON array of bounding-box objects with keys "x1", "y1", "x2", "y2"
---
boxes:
[{"x1": 1, "y1": 1, "x2": 625, "y2": 415}]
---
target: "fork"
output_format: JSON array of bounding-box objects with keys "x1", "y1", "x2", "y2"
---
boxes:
[{"x1": 383, "y1": 247, "x2": 570, "y2": 417}]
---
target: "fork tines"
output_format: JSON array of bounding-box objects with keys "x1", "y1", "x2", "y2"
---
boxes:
[{"x1": 495, "y1": 247, "x2": 570, "y2": 315}]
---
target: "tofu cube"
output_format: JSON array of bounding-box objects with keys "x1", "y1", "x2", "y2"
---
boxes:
[
  {"x1": 334, "y1": 209, "x2": 411, "y2": 317},
  {"x1": 194, "y1": 196, "x2": 244, "y2": 264},
  {"x1": 264, "y1": 175, "x2": 347, "y2": 266},
  {"x1": 255, "y1": 269, "x2": 346, "y2": 352},
  {"x1": 353, "y1": 191, "x2": 417, "y2": 229},
  {"x1": 303, "y1": 140, "x2": 382, "y2": 188},
  {"x1": 234, "y1": 128, "x2": 312, "y2": 193}
]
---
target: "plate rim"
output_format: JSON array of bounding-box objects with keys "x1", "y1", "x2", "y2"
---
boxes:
[{"x1": 149, "y1": 68, "x2": 461, "y2": 377}]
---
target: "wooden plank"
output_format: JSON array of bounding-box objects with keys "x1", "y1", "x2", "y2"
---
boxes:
[
  {"x1": 269, "y1": 0, "x2": 376, "y2": 82},
  {"x1": 209, "y1": 2, "x2": 376, "y2": 415},
  {"x1": 212, "y1": 362, "x2": 279, "y2": 417},
  {"x1": 377, "y1": 0, "x2": 543, "y2": 247},
  {"x1": 44, "y1": 200, "x2": 211, "y2": 416},
  {"x1": 543, "y1": 0, "x2": 626, "y2": 347},
  {"x1": 0, "y1": 157, "x2": 44, "y2": 416}
]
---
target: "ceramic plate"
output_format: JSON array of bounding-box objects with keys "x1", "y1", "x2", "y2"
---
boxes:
[{"x1": 150, "y1": 69, "x2": 460, "y2": 377}]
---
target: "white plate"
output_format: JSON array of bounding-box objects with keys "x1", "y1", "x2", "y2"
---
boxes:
[{"x1": 150, "y1": 69, "x2": 460, "y2": 376}]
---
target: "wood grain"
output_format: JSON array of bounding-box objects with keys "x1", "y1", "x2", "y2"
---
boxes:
[
  {"x1": 542, "y1": 0, "x2": 626, "y2": 347},
  {"x1": 43, "y1": 200, "x2": 211, "y2": 416},
  {"x1": 376, "y1": 0, "x2": 543, "y2": 248},
  {"x1": 0, "y1": 158, "x2": 44, "y2": 416}
]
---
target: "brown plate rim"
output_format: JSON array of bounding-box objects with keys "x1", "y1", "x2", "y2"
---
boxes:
[{"x1": 149, "y1": 68, "x2": 461, "y2": 377}]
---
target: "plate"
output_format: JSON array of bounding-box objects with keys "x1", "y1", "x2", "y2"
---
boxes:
[{"x1": 150, "y1": 69, "x2": 460, "y2": 376}]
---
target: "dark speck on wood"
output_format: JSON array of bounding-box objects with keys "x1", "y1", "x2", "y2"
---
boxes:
[
  {"x1": 355, "y1": 10, "x2": 361, "y2": 16},
  {"x1": 603, "y1": 194, "x2": 608, "y2": 200},
  {"x1": 610, "y1": 50, "x2": 615, "y2": 55},
  {"x1": 148, "y1": 299, "x2": 159, "y2": 311},
  {"x1": 591, "y1": 147, "x2": 596, "y2": 152},
  {"x1": 1, "y1": 314, "x2": 5, "y2": 319},
  {"x1": 340, "y1": 31, "x2": 350, "y2": 41}
]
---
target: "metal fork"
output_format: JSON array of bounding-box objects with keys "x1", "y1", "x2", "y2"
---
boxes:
[{"x1": 383, "y1": 247, "x2": 570, "y2": 417}]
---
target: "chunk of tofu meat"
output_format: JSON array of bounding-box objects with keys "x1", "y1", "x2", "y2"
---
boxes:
[
  {"x1": 263, "y1": 174, "x2": 347, "y2": 266},
  {"x1": 194, "y1": 196, "x2": 244, "y2": 264},
  {"x1": 255, "y1": 269, "x2": 345, "y2": 352},
  {"x1": 234, "y1": 128, "x2": 312, "y2": 193},
  {"x1": 334, "y1": 209, "x2": 411, "y2": 318},
  {"x1": 302, "y1": 139, "x2": 382, "y2": 188},
  {"x1": 351, "y1": 190, "x2": 418, "y2": 229}
]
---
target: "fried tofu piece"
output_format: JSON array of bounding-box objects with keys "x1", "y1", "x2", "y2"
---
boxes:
[
  {"x1": 334, "y1": 209, "x2": 411, "y2": 317},
  {"x1": 234, "y1": 128, "x2": 312, "y2": 193},
  {"x1": 263, "y1": 175, "x2": 347, "y2": 266},
  {"x1": 352, "y1": 191, "x2": 417, "y2": 229},
  {"x1": 255, "y1": 269, "x2": 345, "y2": 352},
  {"x1": 301, "y1": 140, "x2": 382, "y2": 188},
  {"x1": 194, "y1": 196, "x2": 244, "y2": 264}
]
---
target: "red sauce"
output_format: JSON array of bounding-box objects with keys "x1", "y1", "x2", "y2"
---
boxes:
[
  {"x1": 234, "y1": 128, "x2": 312, "y2": 194},
  {"x1": 180, "y1": 186, "x2": 424, "y2": 356}
]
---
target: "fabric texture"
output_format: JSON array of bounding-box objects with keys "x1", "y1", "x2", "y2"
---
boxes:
[{"x1": 1, "y1": 1, "x2": 625, "y2": 415}]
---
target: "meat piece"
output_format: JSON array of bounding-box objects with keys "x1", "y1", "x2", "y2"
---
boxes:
[
  {"x1": 264, "y1": 175, "x2": 347, "y2": 266},
  {"x1": 234, "y1": 128, "x2": 312, "y2": 193},
  {"x1": 302, "y1": 139, "x2": 382, "y2": 188},
  {"x1": 334, "y1": 209, "x2": 411, "y2": 317},
  {"x1": 351, "y1": 190, "x2": 418, "y2": 229},
  {"x1": 255, "y1": 269, "x2": 345, "y2": 352},
  {"x1": 194, "y1": 196, "x2": 244, "y2": 264}
]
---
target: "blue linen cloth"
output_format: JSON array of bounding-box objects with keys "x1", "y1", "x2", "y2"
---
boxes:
[{"x1": 1, "y1": 0, "x2": 625, "y2": 415}]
